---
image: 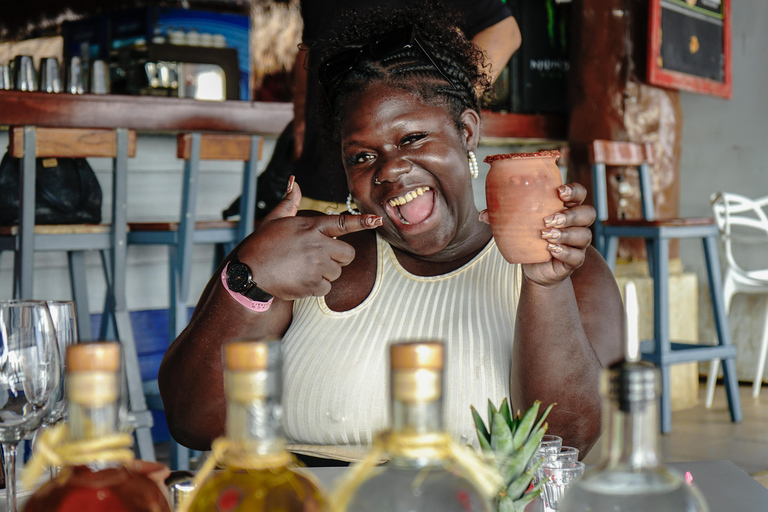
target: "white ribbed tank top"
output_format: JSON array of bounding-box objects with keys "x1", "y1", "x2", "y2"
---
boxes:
[{"x1": 282, "y1": 233, "x2": 521, "y2": 461}]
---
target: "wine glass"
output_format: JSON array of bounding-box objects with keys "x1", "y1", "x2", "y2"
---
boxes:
[
  {"x1": 42, "y1": 301, "x2": 78, "y2": 426},
  {"x1": 0, "y1": 300, "x2": 60, "y2": 512}
]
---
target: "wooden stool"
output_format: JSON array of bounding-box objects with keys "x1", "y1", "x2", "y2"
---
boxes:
[{"x1": 590, "y1": 139, "x2": 742, "y2": 433}]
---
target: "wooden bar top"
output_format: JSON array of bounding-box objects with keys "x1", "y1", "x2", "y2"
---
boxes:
[
  {"x1": 0, "y1": 91, "x2": 293, "y2": 135},
  {"x1": 0, "y1": 91, "x2": 567, "y2": 140}
]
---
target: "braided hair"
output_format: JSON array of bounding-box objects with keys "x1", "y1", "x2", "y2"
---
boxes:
[{"x1": 317, "y1": 2, "x2": 492, "y2": 141}]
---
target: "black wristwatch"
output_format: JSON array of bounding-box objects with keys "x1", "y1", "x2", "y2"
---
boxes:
[{"x1": 225, "y1": 261, "x2": 274, "y2": 302}]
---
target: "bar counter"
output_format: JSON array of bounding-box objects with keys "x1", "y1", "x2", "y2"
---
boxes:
[{"x1": 0, "y1": 91, "x2": 567, "y2": 141}]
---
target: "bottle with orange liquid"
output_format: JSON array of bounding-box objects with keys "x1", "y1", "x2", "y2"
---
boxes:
[{"x1": 23, "y1": 342, "x2": 170, "y2": 512}]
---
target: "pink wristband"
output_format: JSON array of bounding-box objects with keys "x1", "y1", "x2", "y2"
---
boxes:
[{"x1": 221, "y1": 262, "x2": 274, "y2": 312}]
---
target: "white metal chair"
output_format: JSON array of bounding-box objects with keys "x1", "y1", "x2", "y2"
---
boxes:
[{"x1": 706, "y1": 192, "x2": 768, "y2": 406}]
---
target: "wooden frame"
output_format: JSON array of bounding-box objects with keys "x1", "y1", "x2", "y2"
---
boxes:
[{"x1": 648, "y1": 0, "x2": 731, "y2": 99}]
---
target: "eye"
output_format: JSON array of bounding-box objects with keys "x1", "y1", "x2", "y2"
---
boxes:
[
  {"x1": 400, "y1": 132, "x2": 427, "y2": 147},
  {"x1": 346, "y1": 152, "x2": 375, "y2": 166}
]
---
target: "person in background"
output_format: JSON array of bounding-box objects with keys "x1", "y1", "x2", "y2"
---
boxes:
[
  {"x1": 159, "y1": 4, "x2": 623, "y2": 465},
  {"x1": 289, "y1": 0, "x2": 521, "y2": 214}
]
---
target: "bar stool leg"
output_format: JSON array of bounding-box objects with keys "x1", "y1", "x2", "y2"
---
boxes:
[
  {"x1": 15, "y1": 127, "x2": 37, "y2": 300},
  {"x1": 68, "y1": 251, "x2": 93, "y2": 341},
  {"x1": 651, "y1": 236, "x2": 673, "y2": 433},
  {"x1": 703, "y1": 235, "x2": 742, "y2": 423},
  {"x1": 605, "y1": 236, "x2": 619, "y2": 271}
]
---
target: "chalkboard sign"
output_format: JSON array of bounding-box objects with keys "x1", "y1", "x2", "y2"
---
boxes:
[{"x1": 647, "y1": 0, "x2": 731, "y2": 99}]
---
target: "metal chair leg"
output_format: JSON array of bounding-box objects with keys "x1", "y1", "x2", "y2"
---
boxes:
[
  {"x1": 703, "y1": 235, "x2": 742, "y2": 423},
  {"x1": 753, "y1": 300, "x2": 768, "y2": 398}
]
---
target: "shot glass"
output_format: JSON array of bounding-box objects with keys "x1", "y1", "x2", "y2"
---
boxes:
[
  {"x1": 537, "y1": 446, "x2": 580, "y2": 491},
  {"x1": 529, "y1": 434, "x2": 563, "y2": 485},
  {"x1": 541, "y1": 459, "x2": 585, "y2": 511}
]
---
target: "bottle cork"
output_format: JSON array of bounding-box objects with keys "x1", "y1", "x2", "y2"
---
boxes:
[
  {"x1": 390, "y1": 341, "x2": 444, "y2": 371},
  {"x1": 223, "y1": 340, "x2": 270, "y2": 371},
  {"x1": 67, "y1": 342, "x2": 121, "y2": 373}
]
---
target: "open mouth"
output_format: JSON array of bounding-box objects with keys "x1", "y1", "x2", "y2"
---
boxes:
[{"x1": 385, "y1": 186, "x2": 435, "y2": 225}]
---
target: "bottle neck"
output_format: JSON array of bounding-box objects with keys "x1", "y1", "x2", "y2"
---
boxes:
[
  {"x1": 224, "y1": 369, "x2": 285, "y2": 455},
  {"x1": 603, "y1": 398, "x2": 660, "y2": 470},
  {"x1": 389, "y1": 368, "x2": 444, "y2": 466},
  {"x1": 67, "y1": 372, "x2": 120, "y2": 442},
  {"x1": 391, "y1": 368, "x2": 443, "y2": 434}
]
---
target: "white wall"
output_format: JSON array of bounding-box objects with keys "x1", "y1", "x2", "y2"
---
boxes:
[{"x1": 676, "y1": 0, "x2": 768, "y2": 381}]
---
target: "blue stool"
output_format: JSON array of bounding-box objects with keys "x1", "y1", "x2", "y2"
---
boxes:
[
  {"x1": 590, "y1": 139, "x2": 742, "y2": 433},
  {"x1": 127, "y1": 132, "x2": 262, "y2": 469},
  {"x1": 0, "y1": 126, "x2": 155, "y2": 460}
]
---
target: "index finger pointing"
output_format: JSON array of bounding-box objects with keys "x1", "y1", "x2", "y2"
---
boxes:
[{"x1": 315, "y1": 214, "x2": 383, "y2": 238}]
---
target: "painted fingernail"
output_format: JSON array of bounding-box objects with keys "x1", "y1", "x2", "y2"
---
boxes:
[
  {"x1": 544, "y1": 213, "x2": 566, "y2": 227},
  {"x1": 558, "y1": 185, "x2": 572, "y2": 199},
  {"x1": 542, "y1": 228, "x2": 560, "y2": 240},
  {"x1": 547, "y1": 243, "x2": 562, "y2": 254},
  {"x1": 286, "y1": 175, "x2": 295, "y2": 194}
]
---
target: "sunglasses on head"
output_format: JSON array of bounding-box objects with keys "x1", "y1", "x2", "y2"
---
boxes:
[{"x1": 318, "y1": 24, "x2": 458, "y2": 104}]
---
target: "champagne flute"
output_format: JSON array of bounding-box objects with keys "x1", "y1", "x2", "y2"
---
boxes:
[{"x1": 0, "y1": 300, "x2": 60, "y2": 512}]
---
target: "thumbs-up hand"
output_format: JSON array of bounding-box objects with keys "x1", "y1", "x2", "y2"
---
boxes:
[{"x1": 235, "y1": 179, "x2": 382, "y2": 300}]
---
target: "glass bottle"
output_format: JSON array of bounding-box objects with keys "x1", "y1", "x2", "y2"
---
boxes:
[
  {"x1": 559, "y1": 360, "x2": 709, "y2": 512},
  {"x1": 24, "y1": 342, "x2": 171, "y2": 512},
  {"x1": 184, "y1": 340, "x2": 330, "y2": 512},
  {"x1": 337, "y1": 341, "x2": 492, "y2": 512}
]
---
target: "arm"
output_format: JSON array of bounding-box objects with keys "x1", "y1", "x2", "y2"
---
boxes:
[
  {"x1": 158, "y1": 182, "x2": 382, "y2": 450},
  {"x1": 471, "y1": 16, "x2": 521, "y2": 84},
  {"x1": 510, "y1": 185, "x2": 624, "y2": 456}
]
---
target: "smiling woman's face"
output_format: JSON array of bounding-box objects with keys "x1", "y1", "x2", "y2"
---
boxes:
[{"x1": 340, "y1": 82, "x2": 482, "y2": 259}]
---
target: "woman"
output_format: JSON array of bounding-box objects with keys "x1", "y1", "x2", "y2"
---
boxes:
[{"x1": 158, "y1": 4, "x2": 624, "y2": 461}]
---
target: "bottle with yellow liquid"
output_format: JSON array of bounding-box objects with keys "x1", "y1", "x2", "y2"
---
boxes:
[
  {"x1": 333, "y1": 341, "x2": 498, "y2": 512},
  {"x1": 23, "y1": 342, "x2": 171, "y2": 512},
  {"x1": 182, "y1": 339, "x2": 330, "y2": 512}
]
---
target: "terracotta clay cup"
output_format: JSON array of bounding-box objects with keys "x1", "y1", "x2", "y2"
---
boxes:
[{"x1": 484, "y1": 150, "x2": 564, "y2": 264}]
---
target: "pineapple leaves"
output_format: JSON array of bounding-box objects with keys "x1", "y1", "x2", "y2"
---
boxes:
[
  {"x1": 499, "y1": 398, "x2": 515, "y2": 431},
  {"x1": 511, "y1": 401, "x2": 540, "y2": 451},
  {"x1": 471, "y1": 405, "x2": 492, "y2": 453},
  {"x1": 490, "y1": 410, "x2": 515, "y2": 454},
  {"x1": 471, "y1": 399, "x2": 556, "y2": 511}
]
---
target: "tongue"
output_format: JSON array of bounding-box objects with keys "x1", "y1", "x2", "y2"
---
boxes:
[{"x1": 398, "y1": 190, "x2": 434, "y2": 225}]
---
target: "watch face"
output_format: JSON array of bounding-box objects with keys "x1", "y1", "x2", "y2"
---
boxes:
[{"x1": 226, "y1": 262, "x2": 252, "y2": 293}]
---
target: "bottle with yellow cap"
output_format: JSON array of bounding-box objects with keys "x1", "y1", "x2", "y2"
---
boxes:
[
  {"x1": 332, "y1": 341, "x2": 498, "y2": 512},
  {"x1": 23, "y1": 342, "x2": 171, "y2": 512},
  {"x1": 181, "y1": 339, "x2": 330, "y2": 512}
]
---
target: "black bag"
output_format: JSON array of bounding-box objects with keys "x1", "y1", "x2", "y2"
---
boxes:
[
  {"x1": 223, "y1": 120, "x2": 295, "y2": 220},
  {"x1": 0, "y1": 152, "x2": 102, "y2": 225}
]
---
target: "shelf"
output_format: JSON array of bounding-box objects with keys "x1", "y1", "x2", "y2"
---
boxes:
[
  {"x1": 0, "y1": 91, "x2": 293, "y2": 135},
  {"x1": 480, "y1": 110, "x2": 567, "y2": 142}
]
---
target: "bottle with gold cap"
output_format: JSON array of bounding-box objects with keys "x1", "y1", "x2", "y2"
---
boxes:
[
  {"x1": 333, "y1": 341, "x2": 497, "y2": 512},
  {"x1": 181, "y1": 339, "x2": 330, "y2": 512},
  {"x1": 23, "y1": 342, "x2": 171, "y2": 512}
]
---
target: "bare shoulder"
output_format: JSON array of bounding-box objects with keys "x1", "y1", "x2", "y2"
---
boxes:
[{"x1": 325, "y1": 228, "x2": 378, "y2": 311}]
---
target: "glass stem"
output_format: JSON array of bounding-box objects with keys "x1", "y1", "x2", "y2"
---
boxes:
[{"x1": 3, "y1": 442, "x2": 18, "y2": 512}]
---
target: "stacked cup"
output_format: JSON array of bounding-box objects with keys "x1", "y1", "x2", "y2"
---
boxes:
[{"x1": 538, "y1": 441, "x2": 585, "y2": 511}]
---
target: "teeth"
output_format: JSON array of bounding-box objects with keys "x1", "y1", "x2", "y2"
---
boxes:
[{"x1": 388, "y1": 187, "x2": 430, "y2": 207}]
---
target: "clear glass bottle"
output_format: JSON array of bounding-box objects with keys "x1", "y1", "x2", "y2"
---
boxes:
[
  {"x1": 24, "y1": 342, "x2": 171, "y2": 512},
  {"x1": 559, "y1": 360, "x2": 709, "y2": 512},
  {"x1": 339, "y1": 341, "x2": 492, "y2": 512},
  {"x1": 185, "y1": 340, "x2": 330, "y2": 512}
]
